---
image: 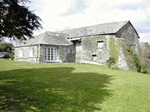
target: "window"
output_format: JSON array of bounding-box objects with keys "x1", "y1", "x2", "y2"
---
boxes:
[
  {"x1": 97, "y1": 41, "x2": 104, "y2": 48},
  {"x1": 19, "y1": 49, "x2": 23, "y2": 57},
  {"x1": 76, "y1": 41, "x2": 82, "y2": 51},
  {"x1": 29, "y1": 48, "x2": 35, "y2": 57},
  {"x1": 92, "y1": 54, "x2": 97, "y2": 61},
  {"x1": 45, "y1": 47, "x2": 57, "y2": 61},
  {"x1": 68, "y1": 48, "x2": 71, "y2": 54}
]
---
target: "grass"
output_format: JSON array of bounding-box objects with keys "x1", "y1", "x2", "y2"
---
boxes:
[{"x1": 0, "y1": 59, "x2": 150, "y2": 112}]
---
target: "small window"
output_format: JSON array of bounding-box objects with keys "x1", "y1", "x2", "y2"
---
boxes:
[
  {"x1": 19, "y1": 49, "x2": 23, "y2": 57},
  {"x1": 97, "y1": 41, "x2": 104, "y2": 48},
  {"x1": 29, "y1": 48, "x2": 35, "y2": 57},
  {"x1": 92, "y1": 54, "x2": 97, "y2": 61}
]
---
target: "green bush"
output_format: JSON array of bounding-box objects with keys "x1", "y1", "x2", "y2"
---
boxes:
[
  {"x1": 10, "y1": 54, "x2": 14, "y2": 60},
  {"x1": 126, "y1": 45, "x2": 147, "y2": 74},
  {"x1": 126, "y1": 45, "x2": 132, "y2": 53},
  {"x1": 140, "y1": 66, "x2": 148, "y2": 74},
  {"x1": 132, "y1": 53, "x2": 141, "y2": 72},
  {"x1": 107, "y1": 57, "x2": 115, "y2": 69}
]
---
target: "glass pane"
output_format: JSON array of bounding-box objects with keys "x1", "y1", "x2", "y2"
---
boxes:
[
  {"x1": 54, "y1": 49, "x2": 56, "y2": 60},
  {"x1": 48, "y1": 48, "x2": 50, "y2": 60},
  {"x1": 45, "y1": 48, "x2": 46, "y2": 60},
  {"x1": 55, "y1": 48, "x2": 57, "y2": 60},
  {"x1": 51, "y1": 48, "x2": 53, "y2": 60}
]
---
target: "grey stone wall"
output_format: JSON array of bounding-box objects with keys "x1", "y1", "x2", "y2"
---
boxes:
[
  {"x1": 74, "y1": 34, "x2": 135, "y2": 70},
  {"x1": 39, "y1": 45, "x2": 45, "y2": 63},
  {"x1": 38, "y1": 45, "x2": 75, "y2": 63},
  {"x1": 58, "y1": 45, "x2": 75, "y2": 63},
  {"x1": 15, "y1": 44, "x2": 75, "y2": 63},
  {"x1": 116, "y1": 38, "x2": 130, "y2": 70},
  {"x1": 116, "y1": 22, "x2": 139, "y2": 54},
  {"x1": 14, "y1": 45, "x2": 39, "y2": 63},
  {"x1": 75, "y1": 35, "x2": 110, "y2": 65}
]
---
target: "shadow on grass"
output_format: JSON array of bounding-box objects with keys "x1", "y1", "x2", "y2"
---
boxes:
[{"x1": 0, "y1": 67, "x2": 113, "y2": 111}]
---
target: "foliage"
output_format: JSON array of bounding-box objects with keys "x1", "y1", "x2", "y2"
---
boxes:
[
  {"x1": 10, "y1": 54, "x2": 14, "y2": 60},
  {"x1": 0, "y1": 43, "x2": 13, "y2": 52},
  {"x1": 140, "y1": 66, "x2": 148, "y2": 74},
  {"x1": 126, "y1": 45, "x2": 131, "y2": 52},
  {"x1": 0, "y1": 0, "x2": 42, "y2": 39},
  {"x1": 139, "y1": 42, "x2": 150, "y2": 73},
  {"x1": 108, "y1": 37, "x2": 120, "y2": 69},
  {"x1": 126, "y1": 45, "x2": 148, "y2": 74},
  {"x1": 107, "y1": 57, "x2": 115, "y2": 68}
]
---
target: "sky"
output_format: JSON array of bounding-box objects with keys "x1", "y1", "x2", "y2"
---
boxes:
[{"x1": 24, "y1": 0, "x2": 150, "y2": 43}]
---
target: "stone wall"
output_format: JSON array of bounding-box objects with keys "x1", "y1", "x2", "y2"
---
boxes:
[
  {"x1": 58, "y1": 45, "x2": 75, "y2": 63},
  {"x1": 116, "y1": 38, "x2": 130, "y2": 70},
  {"x1": 75, "y1": 35, "x2": 111, "y2": 65},
  {"x1": 15, "y1": 44, "x2": 75, "y2": 63},
  {"x1": 39, "y1": 45, "x2": 45, "y2": 63},
  {"x1": 38, "y1": 45, "x2": 75, "y2": 63},
  {"x1": 73, "y1": 34, "x2": 134, "y2": 70},
  {"x1": 116, "y1": 22, "x2": 139, "y2": 54},
  {"x1": 14, "y1": 45, "x2": 39, "y2": 63}
]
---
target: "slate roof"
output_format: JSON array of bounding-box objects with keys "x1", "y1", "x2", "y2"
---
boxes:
[
  {"x1": 16, "y1": 31, "x2": 72, "y2": 47},
  {"x1": 62, "y1": 21, "x2": 129, "y2": 38},
  {"x1": 15, "y1": 20, "x2": 132, "y2": 47}
]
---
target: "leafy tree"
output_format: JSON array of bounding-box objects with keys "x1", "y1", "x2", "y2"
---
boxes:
[
  {"x1": 0, "y1": 0, "x2": 42, "y2": 40},
  {"x1": 0, "y1": 43, "x2": 13, "y2": 53}
]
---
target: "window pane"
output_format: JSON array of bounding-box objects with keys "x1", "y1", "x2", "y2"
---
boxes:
[
  {"x1": 45, "y1": 47, "x2": 57, "y2": 61},
  {"x1": 97, "y1": 41, "x2": 104, "y2": 48},
  {"x1": 32, "y1": 48, "x2": 35, "y2": 56},
  {"x1": 45, "y1": 48, "x2": 47, "y2": 60},
  {"x1": 48, "y1": 48, "x2": 50, "y2": 60},
  {"x1": 51, "y1": 48, "x2": 53, "y2": 60}
]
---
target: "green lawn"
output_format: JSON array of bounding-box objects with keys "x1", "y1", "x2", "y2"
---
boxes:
[{"x1": 0, "y1": 59, "x2": 150, "y2": 112}]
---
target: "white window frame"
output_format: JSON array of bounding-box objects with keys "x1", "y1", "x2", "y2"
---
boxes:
[
  {"x1": 97, "y1": 41, "x2": 104, "y2": 48},
  {"x1": 45, "y1": 47, "x2": 58, "y2": 62},
  {"x1": 19, "y1": 49, "x2": 23, "y2": 57},
  {"x1": 29, "y1": 47, "x2": 35, "y2": 57}
]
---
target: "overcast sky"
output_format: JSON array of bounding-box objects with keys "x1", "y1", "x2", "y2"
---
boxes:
[{"x1": 27, "y1": 0, "x2": 150, "y2": 43}]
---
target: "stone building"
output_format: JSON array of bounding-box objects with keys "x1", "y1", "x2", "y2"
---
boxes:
[{"x1": 14, "y1": 20, "x2": 140, "y2": 70}]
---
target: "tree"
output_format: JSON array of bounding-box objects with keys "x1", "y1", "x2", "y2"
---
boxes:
[
  {"x1": 0, "y1": 42, "x2": 13, "y2": 54},
  {"x1": 0, "y1": 0, "x2": 42, "y2": 40}
]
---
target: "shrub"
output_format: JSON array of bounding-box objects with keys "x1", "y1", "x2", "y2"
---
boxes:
[
  {"x1": 126, "y1": 45, "x2": 132, "y2": 53},
  {"x1": 140, "y1": 66, "x2": 148, "y2": 74},
  {"x1": 10, "y1": 54, "x2": 14, "y2": 60},
  {"x1": 132, "y1": 53, "x2": 141, "y2": 72},
  {"x1": 126, "y1": 45, "x2": 148, "y2": 74},
  {"x1": 107, "y1": 57, "x2": 115, "y2": 68}
]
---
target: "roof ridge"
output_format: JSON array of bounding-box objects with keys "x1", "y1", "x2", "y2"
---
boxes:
[{"x1": 63, "y1": 20, "x2": 130, "y2": 31}]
